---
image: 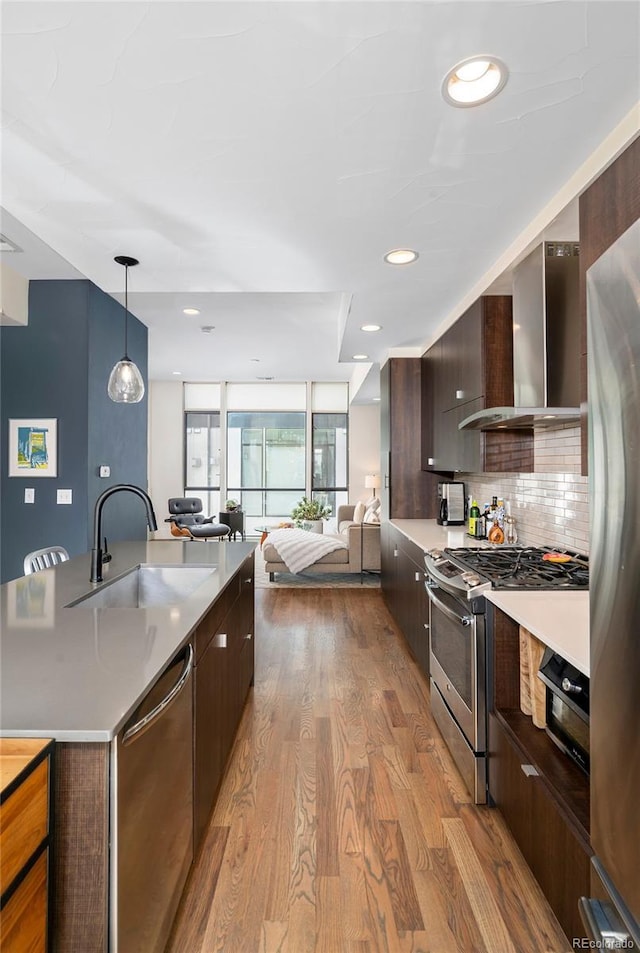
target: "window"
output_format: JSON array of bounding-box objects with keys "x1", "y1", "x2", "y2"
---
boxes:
[
  {"x1": 184, "y1": 412, "x2": 221, "y2": 517},
  {"x1": 312, "y1": 413, "x2": 348, "y2": 525},
  {"x1": 182, "y1": 395, "x2": 350, "y2": 536},
  {"x1": 227, "y1": 411, "x2": 305, "y2": 534}
]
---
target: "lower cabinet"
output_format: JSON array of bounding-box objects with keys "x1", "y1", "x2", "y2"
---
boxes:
[
  {"x1": 194, "y1": 552, "x2": 255, "y2": 852},
  {"x1": 381, "y1": 523, "x2": 429, "y2": 679},
  {"x1": 489, "y1": 607, "x2": 591, "y2": 943},
  {"x1": 489, "y1": 713, "x2": 591, "y2": 941},
  {"x1": 0, "y1": 738, "x2": 54, "y2": 953}
]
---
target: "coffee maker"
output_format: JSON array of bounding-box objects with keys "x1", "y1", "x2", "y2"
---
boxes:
[{"x1": 437, "y1": 481, "x2": 465, "y2": 525}]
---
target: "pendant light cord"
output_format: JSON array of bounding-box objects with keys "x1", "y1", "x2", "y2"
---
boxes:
[
  {"x1": 114, "y1": 255, "x2": 138, "y2": 359},
  {"x1": 123, "y1": 262, "x2": 129, "y2": 359}
]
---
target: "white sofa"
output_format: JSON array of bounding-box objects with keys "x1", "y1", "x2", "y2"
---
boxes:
[{"x1": 262, "y1": 504, "x2": 381, "y2": 579}]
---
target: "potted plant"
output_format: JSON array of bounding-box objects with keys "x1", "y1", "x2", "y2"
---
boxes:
[
  {"x1": 225, "y1": 498, "x2": 240, "y2": 512},
  {"x1": 291, "y1": 496, "x2": 331, "y2": 533}
]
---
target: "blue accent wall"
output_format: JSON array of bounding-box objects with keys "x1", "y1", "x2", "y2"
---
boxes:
[{"x1": 0, "y1": 279, "x2": 148, "y2": 582}]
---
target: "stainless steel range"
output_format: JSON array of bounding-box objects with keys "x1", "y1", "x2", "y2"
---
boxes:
[{"x1": 424, "y1": 545, "x2": 589, "y2": 804}]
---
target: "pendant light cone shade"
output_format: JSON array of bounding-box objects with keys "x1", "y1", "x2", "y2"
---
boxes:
[{"x1": 108, "y1": 255, "x2": 145, "y2": 403}]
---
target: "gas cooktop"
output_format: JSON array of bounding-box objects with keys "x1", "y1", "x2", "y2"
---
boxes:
[{"x1": 444, "y1": 546, "x2": 589, "y2": 590}]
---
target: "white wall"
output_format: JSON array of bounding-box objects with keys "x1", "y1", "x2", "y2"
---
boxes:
[
  {"x1": 348, "y1": 403, "x2": 381, "y2": 503},
  {"x1": 0, "y1": 262, "x2": 29, "y2": 325},
  {"x1": 148, "y1": 381, "x2": 183, "y2": 538}
]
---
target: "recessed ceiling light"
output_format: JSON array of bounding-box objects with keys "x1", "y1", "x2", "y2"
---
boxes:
[
  {"x1": 442, "y1": 56, "x2": 508, "y2": 107},
  {"x1": 183, "y1": 307, "x2": 200, "y2": 315},
  {"x1": 352, "y1": 354, "x2": 368, "y2": 360},
  {"x1": 0, "y1": 234, "x2": 22, "y2": 253},
  {"x1": 200, "y1": 325, "x2": 215, "y2": 333},
  {"x1": 384, "y1": 248, "x2": 418, "y2": 265},
  {"x1": 360, "y1": 324, "x2": 382, "y2": 332},
  {"x1": 256, "y1": 375, "x2": 274, "y2": 380},
  {"x1": 373, "y1": 397, "x2": 381, "y2": 402},
  {"x1": 172, "y1": 371, "x2": 182, "y2": 376}
]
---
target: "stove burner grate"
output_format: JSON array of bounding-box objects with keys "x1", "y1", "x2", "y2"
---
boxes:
[{"x1": 444, "y1": 546, "x2": 589, "y2": 590}]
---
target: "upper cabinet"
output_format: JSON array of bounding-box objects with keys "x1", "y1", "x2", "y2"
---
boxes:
[
  {"x1": 578, "y1": 136, "x2": 640, "y2": 476},
  {"x1": 422, "y1": 295, "x2": 534, "y2": 474},
  {"x1": 380, "y1": 358, "x2": 440, "y2": 520},
  {"x1": 439, "y1": 299, "x2": 484, "y2": 410}
]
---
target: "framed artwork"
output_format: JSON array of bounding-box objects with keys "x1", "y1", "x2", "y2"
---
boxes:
[{"x1": 8, "y1": 418, "x2": 58, "y2": 477}]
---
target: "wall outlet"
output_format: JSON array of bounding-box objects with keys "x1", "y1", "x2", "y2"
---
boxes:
[
  {"x1": 24, "y1": 487, "x2": 35, "y2": 504},
  {"x1": 57, "y1": 489, "x2": 73, "y2": 505},
  {"x1": 99, "y1": 465, "x2": 110, "y2": 478}
]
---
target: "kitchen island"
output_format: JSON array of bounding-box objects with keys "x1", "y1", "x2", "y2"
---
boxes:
[
  {"x1": 0, "y1": 539, "x2": 256, "y2": 953},
  {"x1": 0, "y1": 539, "x2": 255, "y2": 740}
]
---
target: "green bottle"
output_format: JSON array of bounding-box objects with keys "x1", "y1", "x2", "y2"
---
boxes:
[{"x1": 469, "y1": 500, "x2": 480, "y2": 537}]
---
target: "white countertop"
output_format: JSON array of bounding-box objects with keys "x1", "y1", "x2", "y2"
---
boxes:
[
  {"x1": 390, "y1": 519, "x2": 487, "y2": 553},
  {"x1": 484, "y1": 590, "x2": 589, "y2": 676},
  {"x1": 0, "y1": 540, "x2": 256, "y2": 741},
  {"x1": 390, "y1": 519, "x2": 590, "y2": 676}
]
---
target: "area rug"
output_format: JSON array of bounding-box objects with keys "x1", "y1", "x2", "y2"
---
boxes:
[{"x1": 253, "y1": 549, "x2": 380, "y2": 588}]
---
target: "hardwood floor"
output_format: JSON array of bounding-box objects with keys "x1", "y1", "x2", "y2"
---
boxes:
[{"x1": 167, "y1": 588, "x2": 572, "y2": 953}]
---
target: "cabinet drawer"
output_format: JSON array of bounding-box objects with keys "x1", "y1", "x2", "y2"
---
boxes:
[
  {"x1": 0, "y1": 759, "x2": 49, "y2": 892},
  {"x1": 194, "y1": 577, "x2": 240, "y2": 661},
  {"x1": 0, "y1": 848, "x2": 48, "y2": 953},
  {"x1": 488, "y1": 713, "x2": 590, "y2": 941},
  {"x1": 398, "y1": 531, "x2": 425, "y2": 568}
]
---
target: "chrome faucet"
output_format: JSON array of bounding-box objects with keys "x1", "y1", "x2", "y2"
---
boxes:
[{"x1": 90, "y1": 484, "x2": 158, "y2": 583}]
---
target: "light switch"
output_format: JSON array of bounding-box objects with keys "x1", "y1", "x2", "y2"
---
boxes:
[
  {"x1": 99, "y1": 465, "x2": 111, "y2": 478},
  {"x1": 57, "y1": 489, "x2": 73, "y2": 505},
  {"x1": 24, "y1": 487, "x2": 35, "y2": 504}
]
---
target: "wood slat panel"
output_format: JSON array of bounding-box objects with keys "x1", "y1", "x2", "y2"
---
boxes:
[
  {"x1": 0, "y1": 739, "x2": 51, "y2": 794},
  {"x1": 0, "y1": 849, "x2": 48, "y2": 953},
  {"x1": 0, "y1": 759, "x2": 48, "y2": 892}
]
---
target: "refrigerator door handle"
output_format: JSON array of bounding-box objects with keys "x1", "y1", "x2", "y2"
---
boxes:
[{"x1": 578, "y1": 897, "x2": 633, "y2": 947}]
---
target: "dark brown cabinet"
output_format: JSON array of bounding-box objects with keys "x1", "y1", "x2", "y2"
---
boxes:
[
  {"x1": 422, "y1": 295, "x2": 533, "y2": 474},
  {"x1": 381, "y1": 523, "x2": 429, "y2": 679},
  {"x1": 193, "y1": 553, "x2": 255, "y2": 852},
  {"x1": 488, "y1": 605, "x2": 591, "y2": 942},
  {"x1": 380, "y1": 358, "x2": 439, "y2": 520}
]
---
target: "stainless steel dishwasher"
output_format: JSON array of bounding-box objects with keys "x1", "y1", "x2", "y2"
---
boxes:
[{"x1": 111, "y1": 641, "x2": 194, "y2": 952}]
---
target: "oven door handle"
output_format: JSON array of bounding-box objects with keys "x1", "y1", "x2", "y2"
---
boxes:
[{"x1": 425, "y1": 582, "x2": 473, "y2": 627}]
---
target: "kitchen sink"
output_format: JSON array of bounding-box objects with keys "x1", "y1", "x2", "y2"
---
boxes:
[{"x1": 67, "y1": 565, "x2": 217, "y2": 609}]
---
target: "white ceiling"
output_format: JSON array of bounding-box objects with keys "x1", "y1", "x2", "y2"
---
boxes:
[{"x1": 1, "y1": 1, "x2": 638, "y2": 400}]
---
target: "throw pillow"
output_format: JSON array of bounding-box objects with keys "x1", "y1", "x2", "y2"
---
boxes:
[
  {"x1": 363, "y1": 497, "x2": 381, "y2": 523},
  {"x1": 364, "y1": 496, "x2": 381, "y2": 518},
  {"x1": 353, "y1": 500, "x2": 366, "y2": 523}
]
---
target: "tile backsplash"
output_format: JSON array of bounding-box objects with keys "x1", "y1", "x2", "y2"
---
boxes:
[{"x1": 463, "y1": 425, "x2": 589, "y2": 553}]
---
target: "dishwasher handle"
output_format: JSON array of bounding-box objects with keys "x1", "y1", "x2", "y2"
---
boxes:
[
  {"x1": 122, "y1": 643, "x2": 194, "y2": 745},
  {"x1": 425, "y1": 581, "x2": 473, "y2": 627}
]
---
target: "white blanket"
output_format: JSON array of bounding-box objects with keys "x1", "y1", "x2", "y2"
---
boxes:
[{"x1": 267, "y1": 528, "x2": 347, "y2": 574}]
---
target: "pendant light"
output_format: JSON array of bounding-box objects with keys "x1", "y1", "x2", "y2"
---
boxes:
[{"x1": 108, "y1": 255, "x2": 145, "y2": 403}]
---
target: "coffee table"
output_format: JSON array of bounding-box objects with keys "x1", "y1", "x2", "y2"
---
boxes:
[{"x1": 255, "y1": 523, "x2": 294, "y2": 547}]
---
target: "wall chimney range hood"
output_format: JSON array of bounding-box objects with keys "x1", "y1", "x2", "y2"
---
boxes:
[{"x1": 459, "y1": 242, "x2": 581, "y2": 432}]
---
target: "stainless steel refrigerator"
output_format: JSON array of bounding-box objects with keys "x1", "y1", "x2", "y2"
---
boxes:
[{"x1": 580, "y1": 216, "x2": 640, "y2": 947}]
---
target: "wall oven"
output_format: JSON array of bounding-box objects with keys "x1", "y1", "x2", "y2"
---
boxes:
[
  {"x1": 425, "y1": 551, "x2": 488, "y2": 804},
  {"x1": 538, "y1": 647, "x2": 590, "y2": 774}
]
